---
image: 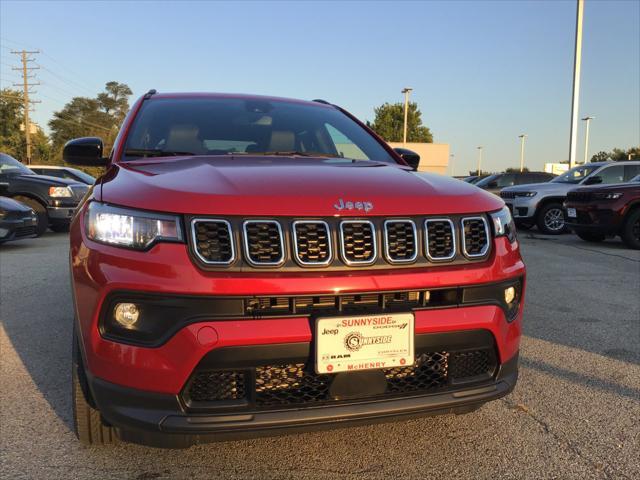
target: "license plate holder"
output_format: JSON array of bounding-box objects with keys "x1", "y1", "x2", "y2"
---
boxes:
[
  {"x1": 315, "y1": 313, "x2": 414, "y2": 374},
  {"x1": 567, "y1": 207, "x2": 577, "y2": 218}
]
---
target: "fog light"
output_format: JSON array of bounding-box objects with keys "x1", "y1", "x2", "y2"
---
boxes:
[
  {"x1": 504, "y1": 286, "x2": 516, "y2": 305},
  {"x1": 114, "y1": 303, "x2": 140, "y2": 328}
]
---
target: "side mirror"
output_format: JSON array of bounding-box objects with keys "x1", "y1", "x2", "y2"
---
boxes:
[
  {"x1": 393, "y1": 148, "x2": 420, "y2": 171},
  {"x1": 63, "y1": 137, "x2": 108, "y2": 167},
  {"x1": 583, "y1": 175, "x2": 602, "y2": 185}
]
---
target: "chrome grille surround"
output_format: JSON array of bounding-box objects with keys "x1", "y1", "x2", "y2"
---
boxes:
[
  {"x1": 424, "y1": 218, "x2": 456, "y2": 262},
  {"x1": 191, "y1": 218, "x2": 235, "y2": 265},
  {"x1": 383, "y1": 219, "x2": 418, "y2": 264},
  {"x1": 460, "y1": 216, "x2": 490, "y2": 259},
  {"x1": 339, "y1": 220, "x2": 377, "y2": 266},
  {"x1": 291, "y1": 220, "x2": 333, "y2": 266},
  {"x1": 242, "y1": 220, "x2": 286, "y2": 267}
]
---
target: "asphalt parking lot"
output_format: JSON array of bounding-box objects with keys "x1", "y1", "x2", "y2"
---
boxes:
[{"x1": 1, "y1": 232, "x2": 639, "y2": 480}]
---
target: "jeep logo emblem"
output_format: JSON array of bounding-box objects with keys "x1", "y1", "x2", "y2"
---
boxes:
[{"x1": 334, "y1": 198, "x2": 373, "y2": 213}]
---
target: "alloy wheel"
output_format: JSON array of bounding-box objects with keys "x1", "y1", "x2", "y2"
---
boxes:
[{"x1": 544, "y1": 208, "x2": 565, "y2": 232}]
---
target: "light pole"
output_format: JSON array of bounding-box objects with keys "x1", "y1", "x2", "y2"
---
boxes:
[
  {"x1": 582, "y1": 116, "x2": 594, "y2": 164},
  {"x1": 568, "y1": 0, "x2": 585, "y2": 169},
  {"x1": 476, "y1": 146, "x2": 483, "y2": 176},
  {"x1": 401, "y1": 87, "x2": 413, "y2": 146},
  {"x1": 449, "y1": 153, "x2": 455, "y2": 176},
  {"x1": 518, "y1": 134, "x2": 527, "y2": 172}
]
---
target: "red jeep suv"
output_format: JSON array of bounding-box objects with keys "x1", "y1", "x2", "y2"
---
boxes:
[{"x1": 65, "y1": 92, "x2": 525, "y2": 448}]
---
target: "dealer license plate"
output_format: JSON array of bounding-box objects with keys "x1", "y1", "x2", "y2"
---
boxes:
[
  {"x1": 567, "y1": 208, "x2": 577, "y2": 218},
  {"x1": 315, "y1": 313, "x2": 414, "y2": 374}
]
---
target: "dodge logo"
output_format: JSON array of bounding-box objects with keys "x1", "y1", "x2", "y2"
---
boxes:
[{"x1": 334, "y1": 198, "x2": 373, "y2": 213}]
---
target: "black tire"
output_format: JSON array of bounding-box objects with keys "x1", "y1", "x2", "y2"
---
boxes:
[
  {"x1": 72, "y1": 327, "x2": 117, "y2": 445},
  {"x1": 536, "y1": 202, "x2": 567, "y2": 235},
  {"x1": 621, "y1": 208, "x2": 640, "y2": 250},
  {"x1": 13, "y1": 196, "x2": 48, "y2": 236},
  {"x1": 50, "y1": 223, "x2": 70, "y2": 233},
  {"x1": 575, "y1": 231, "x2": 606, "y2": 243}
]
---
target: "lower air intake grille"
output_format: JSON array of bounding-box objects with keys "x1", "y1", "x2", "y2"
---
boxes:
[
  {"x1": 340, "y1": 221, "x2": 376, "y2": 265},
  {"x1": 192, "y1": 220, "x2": 234, "y2": 264},
  {"x1": 185, "y1": 371, "x2": 246, "y2": 403},
  {"x1": 461, "y1": 217, "x2": 489, "y2": 258},
  {"x1": 243, "y1": 221, "x2": 284, "y2": 265},
  {"x1": 293, "y1": 221, "x2": 331, "y2": 265},
  {"x1": 384, "y1": 220, "x2": 417, "y2": 263},
  {"x1": 183, "y1": 348, "x2": 497, "y2": 410},
  {"x1": 425, "y1": 219, "x2": 456, "y2": 260}
]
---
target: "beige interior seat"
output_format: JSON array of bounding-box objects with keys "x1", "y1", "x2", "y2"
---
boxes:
[
  {"x1": 164, "y1": 124, "x2": 203, "y2": 154},
  {"x1": 268, "y1": 130, "x2": 295, "y2": 152}
]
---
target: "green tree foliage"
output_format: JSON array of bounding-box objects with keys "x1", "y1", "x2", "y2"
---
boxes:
[
  {"x1": 0, "y1": 88, "x2": 51, "y2": 163},
  {"x1": 48, "y1": 81, "x2": 133, "y2": 158},
  {"x1": 505, "y1": 167, "x2": 530, "y2": 173},
  {"x1": 367, "y1": 102, "x2": 433, "y2": 143},
  {"x1": 590, "y1": 147, "x2": 640, "y2": 163}
]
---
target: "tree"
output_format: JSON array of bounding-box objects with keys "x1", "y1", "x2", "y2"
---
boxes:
[
  {"x1": 48, "y1": 81, "x2": 133, "y2": 160},
  {"x1": 590, "y1": 147, "x2": 640, "y2": 163},
  {"x1": 0, "y1": 88, "x2": 51, "y2": 163},
  {"x1": 367, "y1": 102, "x2": 433, "y2": 143},
  {"x1": 590, "y1": 151, "x2": 610, "y2": 163},
  {"x1": 505, "y1": 167, "x2": 529, "y2": 173}
]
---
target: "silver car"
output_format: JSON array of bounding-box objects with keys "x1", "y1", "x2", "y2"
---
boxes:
[{"x1": 500, "y1": 161, "x2": 640, "y2": 234}]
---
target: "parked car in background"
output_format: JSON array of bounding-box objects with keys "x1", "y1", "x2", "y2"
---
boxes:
[
  {"x1": 462, "y1": 175, "x2": 487, "y2": 184},
  {"x1": 475, "y1": 171, "x2": 555, "y2": 195},
  {"x1": 564, "y1": 174, "x2": 640, "y2": 249},
  {"x1": 500, "y1": 161, "x2": 640, "y2": 234},
  {"x1": 29, "y1": 165, "x2": 96, "y2": 185},
  {"x1": 0, "y1": 153, "x2": 90, "y2": 235},
  {"x1": 0, "y1": 196, "x2": 38, "y2": 243}
]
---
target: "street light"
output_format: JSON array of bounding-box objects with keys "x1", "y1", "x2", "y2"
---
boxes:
[
  {"x1": 518, "y1": 134, "x2": 527, "y2": 172},
  {"x1": 401, "y1": 87, "x2": 413, "y2": 146},
  {"x1": 476, "y1": 146, "x2": 483, "y2": 176},
  {"x1": 582, "y1": 116, "x2": 594, "y2": 164},
  {"x1": 449, "y1": 153, "x2": 455, "y2": 176}
]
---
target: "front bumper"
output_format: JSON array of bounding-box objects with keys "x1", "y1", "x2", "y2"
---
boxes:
[
  {"x1": 0, "y1": 216, "x2": 38, "y2": 242},
  {"x1": 564, "y1": 204, "x2": 623, "y2": 235},
  {"x1": 47, "y1": 205, "x2": 77, "y2": 223},
  {"x1": 86, "y1": 335, "x2": 519, "y2": 448},
  {"x1": 503, "y1": 196, "x2": 538, "y2": 220}
]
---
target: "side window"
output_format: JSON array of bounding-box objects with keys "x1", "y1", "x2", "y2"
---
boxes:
[
  {"x1": 597, "y1": 165, "x2": 625, "y2": 184},
  {"x1": 516, "y1": 174, "x2": 534, "y2": 185},
  {"x1": 324, "y1": 124, "x2": 368, "y2": 160},
  {"x1": 623, "y1": 165, "x2": 640, "y2": 181}
]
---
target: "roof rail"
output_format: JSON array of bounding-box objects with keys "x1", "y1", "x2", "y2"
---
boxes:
[
  {"x1": 144, "y1": 89, "x2": 157, "y2": 99},
  {"x1": 312, "y1": 99, "x2": 332, "y2": 105}
]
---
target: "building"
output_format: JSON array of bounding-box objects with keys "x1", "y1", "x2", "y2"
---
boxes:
[
  {"x1": 387, "y1": 142, "x2": 450, "y2": 174},
  {"x1": 544, "y1": 162, "x2": 570, "y2": 175}
]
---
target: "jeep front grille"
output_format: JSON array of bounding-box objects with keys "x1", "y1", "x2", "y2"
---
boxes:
[
  {"x1": 292, "y1": 221, "x2": 332, "y2": 266},
  {"x1": 425, "y1": 219, "x2": 456, "y2": 261},
  {"x1": 461, "y1": 217, "x2": 490, "y2": 258},
  {"x1": 339, "y1": 220, "x2": 376, "y2": 265},
  {"x1": 192, "y1": 219, "x2": 235, "y2": 264},
  {"x1": 243, "y1": 220, "x2": 285, "y2": 266},
  {"x1": 384, "y1": 220, "x2": 417, "y2": 263}
]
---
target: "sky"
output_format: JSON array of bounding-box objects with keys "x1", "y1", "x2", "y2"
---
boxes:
[{"x1": 1, "y1": 0, "x2": 638, "y2": 175}]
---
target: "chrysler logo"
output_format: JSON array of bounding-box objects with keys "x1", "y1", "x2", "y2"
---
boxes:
[{"x1": 334, "y1": 198, "x2": 373, "y2": 213}]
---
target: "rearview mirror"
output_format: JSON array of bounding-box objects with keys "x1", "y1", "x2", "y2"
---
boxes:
[
  {"x1": 583, "y1": 175, "x2": 602, "y2": 185},
  {"x1": 393, "y1": 148, "x2": 420, "y2": 171},
  {"x1": 63, "y1": 137, "x2": 108, "y2": 167}
]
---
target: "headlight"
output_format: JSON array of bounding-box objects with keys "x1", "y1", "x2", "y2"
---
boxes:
[
  {"x1": 85, "y1": 202, "x2": 183, "y2": 250},
  {"x1": 0, "y1": 209, "x2": 6, "y2": 219},
  {"x1": 490, "y1": 206, "x2": 517, "y2": 243},
  {"x1": 593, "y1": 192, "x2": 622, "y2": 200},
  {"x1": 49, "y1": 186, "x2": 73, "y2": 198},
  {"x1": 515, "y1": 192, "x2": 537, "y2": 197}
]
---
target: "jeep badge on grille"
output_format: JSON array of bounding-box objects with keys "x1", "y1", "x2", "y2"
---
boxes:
[{"x1": 334, "y1": 198, "x2": 373, "y2": 213}]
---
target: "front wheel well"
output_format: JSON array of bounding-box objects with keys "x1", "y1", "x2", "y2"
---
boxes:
[
  {"x1": 10, "y1": 193, "x2": 47, "y2": 208},
  {"x1": 534, "y1": 197, "x2": 566, "y2": 217}
]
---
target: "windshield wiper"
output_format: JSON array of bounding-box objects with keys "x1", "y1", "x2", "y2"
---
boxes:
[
  {"x1": 124, "y1": 149, "x2": 196, "y2": 158},
  {"x1": 252, "y1": 151, "x2": 338, "y2": 158}
]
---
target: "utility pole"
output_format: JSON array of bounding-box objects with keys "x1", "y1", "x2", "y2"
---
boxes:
[
  {"x1": 518, "y1": 134, "x2": 527, "y2": 172},
  {"x1": 476, "y1": 146, "x2": 483, "y2": 176},
  {"x1": 11, "y1": 50, "x2": 40, "y2": 164},
  {"x1": 449, "y1": 153, "x2": 455, "y2": 176},
  {"x1": 401, "y1": 87, "x2": 413, "y2": 146},
  {"x1": 568, "y1": 0, "x2": 585, "y2": 169},
  {"x1": 581, "y1": 116, "x2": 594, "y2": 164}
]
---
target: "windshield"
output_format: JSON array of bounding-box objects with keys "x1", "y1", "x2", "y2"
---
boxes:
[
  {"x1": 474, "y1": 174, "x2": 499, "y2": 188},
  {"x1": 551, "y1": 164, "x2": 600, "y2": 184},
  {"x1": 0, "y1": 153, "x2": 35, "y2": 175},
  {"x1": 123, "y1": 97, "x2": 397, "y2": 163}
]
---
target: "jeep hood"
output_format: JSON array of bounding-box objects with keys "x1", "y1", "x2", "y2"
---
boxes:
[
  {"x1": 503, "y1": 181, "x2": 574, "y2": 194},
  {"x1": 100, "y1": 156, "x2": 503, "y2": 216}
]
